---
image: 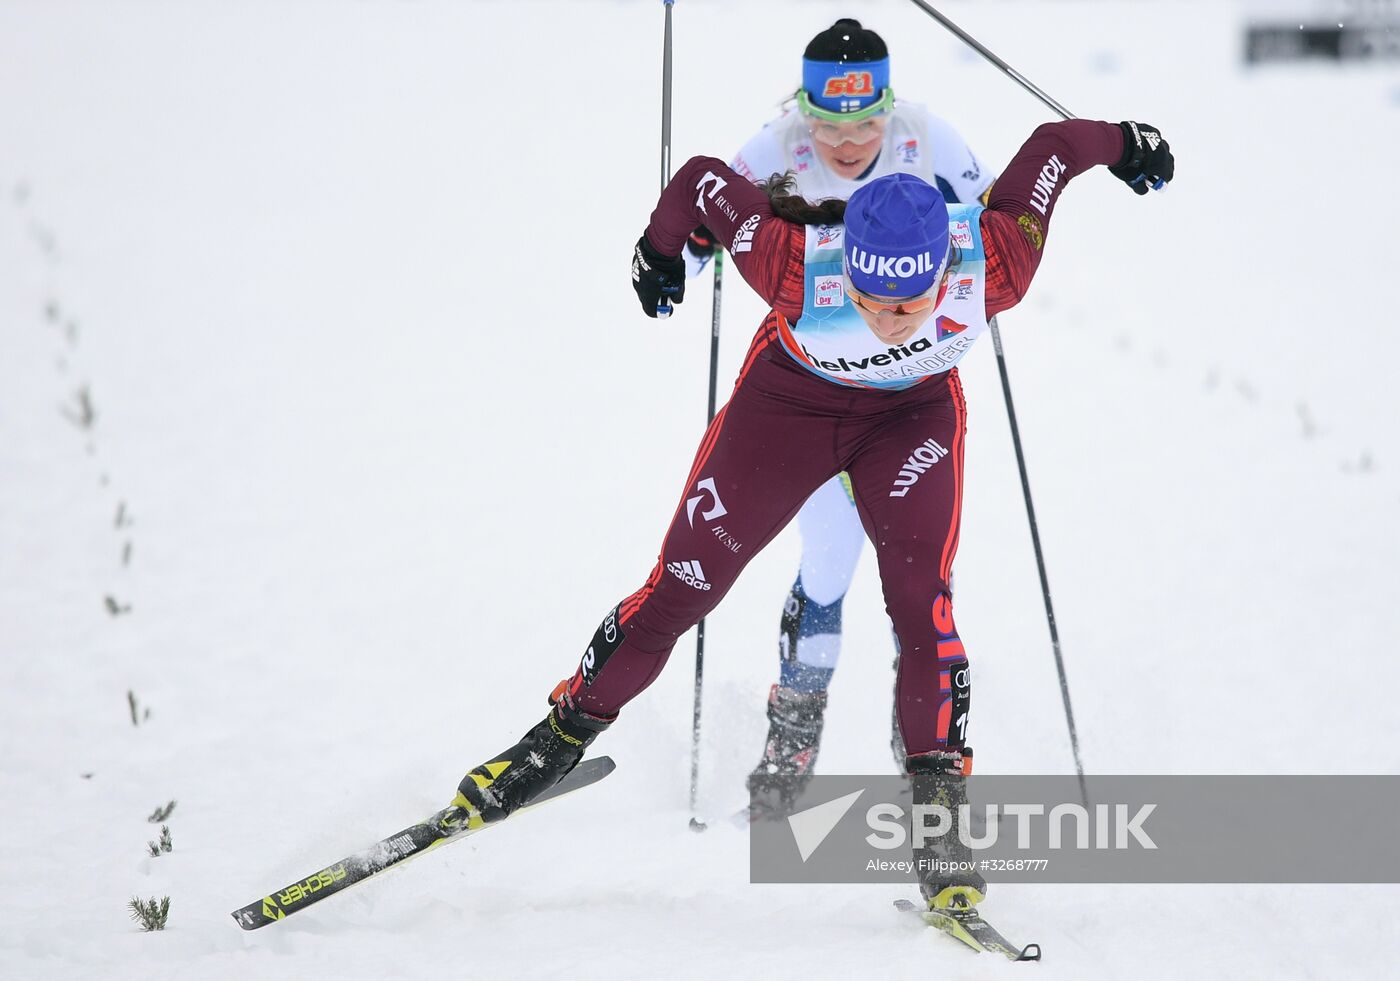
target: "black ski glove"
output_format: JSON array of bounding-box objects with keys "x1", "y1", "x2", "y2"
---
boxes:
[
  {"x1": 631, "y1": 234, "x2": 686, "y2": 318},
  {"x1": 1109, "y1": 121, "x2": 1174, "y2": 195},
  {"x1": 684, "y1": 225, "x2": 719, "y2": 260}
]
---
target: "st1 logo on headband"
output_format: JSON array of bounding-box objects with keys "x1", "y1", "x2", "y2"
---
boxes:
[{"x1": 822, "y1": 72, "x2": 874, "y2": 98}]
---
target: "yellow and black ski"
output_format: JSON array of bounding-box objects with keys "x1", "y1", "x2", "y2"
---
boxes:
[
  {"x1": 894, "y1": 897, "x2": 1041, "y2": 961},
  {"x1": 231, "y1": 756, "x2": 616, "y2": 930}
]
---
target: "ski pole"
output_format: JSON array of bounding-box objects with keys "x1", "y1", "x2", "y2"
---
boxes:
[
  {"x1": 705, "y1": 254, "x2": 723, "y2": 434},
  {"x1": 688, "y1": 250, "x2": 722, "y2": 832},
  {"x1": 988, "y1": 318, "x2": 1088, "y2": 810},
  {"x1": 653, "y1": 0, "x2": 708, "y2": 827},
  {"x1": 904, "y1": 0, "x2": 1075, "y2": 121},
  {"x1": 905, "y1": 0, "x2": 1088, "y2": 807},
  {"x1": 656, "y1": 0, "x2": 677, "y2": 319}
]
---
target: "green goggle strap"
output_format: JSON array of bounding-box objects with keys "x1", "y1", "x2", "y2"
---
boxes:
[{"x1": 796, "y1": 86, "x2": 895, "y2": 123}]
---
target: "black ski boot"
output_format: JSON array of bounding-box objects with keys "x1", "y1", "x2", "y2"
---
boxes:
[
  {"x1": 454, "y1": 693, "x2": 612, "y2": 826},
  {"x1": 746, "y1": 684, "x2": 828, "y2": 819},
  {"x1": 909, "y1": 747, "x2": 988, "y2": 909}
]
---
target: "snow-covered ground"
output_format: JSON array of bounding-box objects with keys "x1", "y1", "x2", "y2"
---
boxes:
[{"x1": 3, "y1": 1, "x2": 1399, "y2": 977}]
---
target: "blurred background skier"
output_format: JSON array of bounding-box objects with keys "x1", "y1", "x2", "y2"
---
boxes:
[{"x1": 682, "y1": 18, "x2": 997, "y2": 807}]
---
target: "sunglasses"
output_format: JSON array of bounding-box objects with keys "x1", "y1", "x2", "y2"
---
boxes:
[{"x1": 848, "y1": 285, "x2": 939, "y2": 316}]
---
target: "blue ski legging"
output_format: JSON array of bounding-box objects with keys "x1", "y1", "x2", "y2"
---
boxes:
[{"x1": 559, "y1": 326, "x2": 973, "y2": 759}]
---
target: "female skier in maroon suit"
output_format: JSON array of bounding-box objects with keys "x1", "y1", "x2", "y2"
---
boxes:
[{"x1": 453, "y1": 117, "x2": 1173, "y2": 910}]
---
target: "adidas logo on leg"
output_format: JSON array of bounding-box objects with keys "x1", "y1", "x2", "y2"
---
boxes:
[{"x1": 667, "y1": 559, "x2": 712, "y2": 591}]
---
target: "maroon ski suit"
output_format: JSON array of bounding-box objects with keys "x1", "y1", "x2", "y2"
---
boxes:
[{"x1": 561, "y1": 120, "x2": 1127, "y2": 761}]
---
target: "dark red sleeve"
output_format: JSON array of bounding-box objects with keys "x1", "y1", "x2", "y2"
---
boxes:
[
  {"x1": 980, "y1": 120, "x2": 1126, "y2": 317},
  {"x1": 644, "y1": 156, "x2": 807, "y2": 320}
]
